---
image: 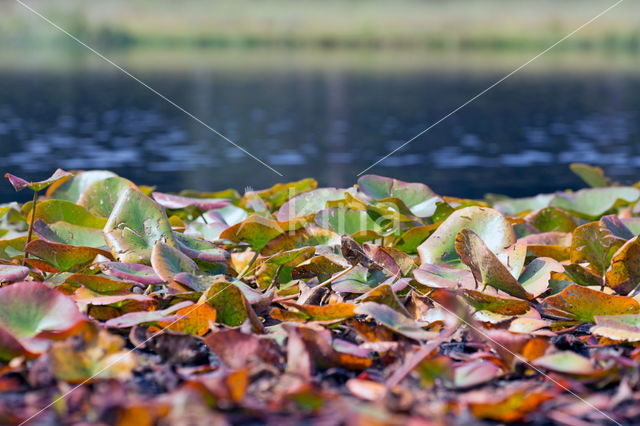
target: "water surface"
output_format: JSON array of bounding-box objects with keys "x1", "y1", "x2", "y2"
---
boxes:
[{"x1": 1, "y1": 48, "x2": 639, "y2": 202}]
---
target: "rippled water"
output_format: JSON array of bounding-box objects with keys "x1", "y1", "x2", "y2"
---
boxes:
[{"x1": 1, "y1": 48, "x2": 639, "y2": 202}]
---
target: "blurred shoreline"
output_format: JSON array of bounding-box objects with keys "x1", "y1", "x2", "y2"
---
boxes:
[{"x1": 2, "y1": 0, "x2": 640, "y2": 52}]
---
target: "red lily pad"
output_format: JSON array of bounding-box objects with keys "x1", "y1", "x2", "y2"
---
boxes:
[
  {"x1": 5, "y1": 169, "x2": 72, "y2": 192},
  {"x1": 0, "y1": 281, "x2": 84, "y2": 342},
  {"x1": 100, "y1": 262, "x2": 164, "y2": 285},
  {"x1": 152, "y1": 192, "x2": 230, "y2": 210}
]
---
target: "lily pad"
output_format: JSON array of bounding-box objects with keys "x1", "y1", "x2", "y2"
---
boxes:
[
  {"x1": 47, "y1": 170, "x2": 117, "y2": 202},
  {"x1": 455, "y1": 229, "x2": 531, "y2": 300},
  {"x1": 79, "y1": 176, "x2": 137, "y2": 217},
  {"x1": 0, "y1": 281, "x2": 84, "y2": 339},
  {"x1": 100, "y1": 262, "x2": 163, "y2": 285},
  {"x1": 357, "y1": 175, "x2": 440, "y2": 217},
  {"x1": 591, "y1": 314, "x2": 640, "y2": 342},
  {"x1": 276, "y1": 188, "x2": 351, "y2": 221},
  {"x1": 5, "y1": 169, "x2": 72, "y2": 192},
  {"x1": 570, "y1": 221, "x2": 624, "y2": 275},
  {"x1": 0, "y1": 264, "x2": 29, "y2": 282},
  {"x1": 26, "y1": 199, "x2": 106, "y2": 228},
  {"x1": 354, "y1": 302, "x2": 434, "y2": 341},
  {"x1": 25, "y1": 239, "x2": 109, "y2": 272},
  {"x1": 550, "y1": 187, "x2": 640, "y2": 219},
  {"x1": 220, "y1": 215, "x2": 285, "y2": 252},
  {"x1": 418, "y1": 206, "x2": 515, "y2": 266},
  {"x1": 532, "y1": 351, "x2": 595, "y2": 375},
  {"x1": 542, "y1": 284, "x2": 640, "y2": 322},
  {"x1": 151, "y1": 241, "x2": 198, "y2": 282},
  {"x1": 152, "y1": 192, "x2": 230, "y2": 210},
  {"x1": 605, "y1": 236, "x2": 640, "y2": 295},
  {"x1": 104, "y1": 188, "x2": 176, "y2": 263}
]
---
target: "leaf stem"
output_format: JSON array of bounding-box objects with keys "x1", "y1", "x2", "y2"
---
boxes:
[{"x1": 23, "y1": 189, "x2": 39, "y2": 265}]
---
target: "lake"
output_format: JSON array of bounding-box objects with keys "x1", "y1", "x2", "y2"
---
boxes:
[{"x1": 1, "y1": 47, "x2": 639, "y2": 202}]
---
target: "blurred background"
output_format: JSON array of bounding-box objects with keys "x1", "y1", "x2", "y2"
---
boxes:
[{"x1": 0, "y1": 0, "x2": 639, "y2": 201}]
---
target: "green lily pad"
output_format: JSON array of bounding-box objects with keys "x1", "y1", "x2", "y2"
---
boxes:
[
  {"x1": 493, "y1": 194, "x2": 554, "y2": 216},
  {"x1": 418, "y1": 206, "x2": 515, "y2": 266},
  {"x1": 220, "y1": 215, "x2": 285, "y2": 251},
  {"x1": 79, "y1": 176, "x2": 137, "y2": 217},
  {"x1": 151, "y1": 241, "x2": 198, "y2": 282},
  {"x1": 570, "y1": 222, "x2": 624, "y2": 275},
  {"x1": 104, "y1": 188, "x2": 176, "y2": 263},
  {"x1": 25, "y1": 199, "x2": 107, "y2": 229},
  {"x1": 551, "y1": 187, "x2": 640, "y2": 219},
  {"x1": 25, "y1": 240, "x2": 110, "y2": 272},
  {"x1": 525, "y1": 207, "x2": 577, "y2": 233},
  {"x1": 0, "y1": 281, "x2": 84, "y2": 339},
  {"x1": 47, "y1": 170, "x2": 117, "y2": 202},
  {"x1": 200, "y1": 281, "x2": 249, "y2": 326},
  {"x1": 314, "y1": 207, "x2": 391, "y2": 239},
  {"x1": 33, "y1": 219, "x2": 108, "y2": 250},
  {"x1": 569, "y1": 163, "x2": 613, "y2": 188},
  {"x1": 240, "y1": 178, "x2": 317, "y2": 211},
  {"x1": 276, "y1": 188, "x2": 352, "y2": 221},
  {"x1": 262, "y1": 225, "x2": 340, "y2": 255},
  {"x1": 357, "y1": 175, "x2": 441, "y2": 217}
]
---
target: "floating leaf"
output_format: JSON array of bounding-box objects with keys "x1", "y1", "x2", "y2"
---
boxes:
[
  {"x1": 354, "y1": 302, "x2": 434, "y2": 341},
  {"x1": 315, "y1": 207, "x2": 391, "y2": 239},
  {"x1": 47, "y1": 170, "x2": 117, "y2": 202},
  {"x1": 605, "y1": 236, "x2": 640, "y2": 295},
  {"x1": 0, "y1": 264, "x2": 29, "y2": 282},
  {"x1": 551, "y1": 187, "x2": 640, "y2": 219},
  {"x1": 271, "y1": 303, "x2": 356, "y2": 322},
  {"x1": 220, "y1": 215, "x2": 285, "y2": 252},
  {"x1": 152, "y1": 303, "x2": 217, "y2": 336},
  {"x1": 49, "y1": 326, "x2": 135, "y2": 383},
  {"x1": 276, "y1": 188, "x2": 351, "y2": 221},
  {"x1": 105, "y1": 301, "x2": 193, "y2": 328},
  {"x1": 26, "y1": 199, "x2": 106, "y2": 228},
  {"x1": 532, "y1": 351, "x2": 595, "y2": 375},
  {"x1": 240, "y1": 178, "x2": 317, "y2": 211},
  {"x1": 100, "y1": 262, "x2": 163, "y2": 285},
  {"x1": 151, "y1": 241, "x2": 198, "y2": 282},
  {"x1": 493, "y1": 194, "x2": 554, "y2": 216},
  {"x1": 78, "y1": 176, "x2": 137, "y2": 217},
  {"x1": 25, "y1": 240, "x2": 109, "y2": 272},
  {"x1": 570, "y1": 163, "x2": 612, "y2": 188},
  {"x1": 418, "y1": 206, "x2": 515, "y2": 266},
  {"x1": 152, "y1": 192, "x2": 230, "y2": 210},
  {"x1": 525, "y1": 206, "x2": 577, "y2": 233},
  {"x1": 5, "y1": 169, "x2": 72, "y2": 192},
  {"x1": 542, "y1": 284, "x2": 640, "y2": 322},
  {"x1": 33, "y1": 219, "x2": 108, "y2": 250},
  {"x1": 455, "y1": 229, "x2": 531, "y2": 299},
  {"x1": 65, "y1": 273, "x2": 134, "y2": 294},
  {"x1": 0, "y1": 281, "x2": 84, "y2": 340},
  {"x1": 200, "y1": 281, "x2": 249, "y2": 326},
  {"x1": 454, "y1": 360, "x2": 501, "y2": 388},
  {"x1": 591, "y1": 314, "x2": 640, "y2": 342},
  {"x1": 518, "y1": 257, "x2": 564, "y2": 297},
  {"x1": 104, "y1": 188, "x2": 176, "y2": 263},
  {"x1": 357, "y1": 175, "x2": 440, "y2": 217},
  {"x1": 570, "y1": 221, "x2": 624, "y2": 275},
  {"x1": 462, "y1": 290, "x2": 531, "y2": 316}
]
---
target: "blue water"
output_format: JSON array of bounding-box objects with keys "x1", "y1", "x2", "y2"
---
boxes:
[{"x1": 1, "y1": 48, "x2": 639, "y2": 202}]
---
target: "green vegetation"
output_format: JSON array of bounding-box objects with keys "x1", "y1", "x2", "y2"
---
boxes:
[
  {"x1": 3, "y1": 0, "x2": 640, "y2": 51},
  {"x1": 3, "y1": 165, "x2": 640, "y2": 423}
]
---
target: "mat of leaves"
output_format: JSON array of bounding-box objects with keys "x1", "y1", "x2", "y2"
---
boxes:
[{"x1": 1, "y1": 164, "x2": 640, "y2": 424}]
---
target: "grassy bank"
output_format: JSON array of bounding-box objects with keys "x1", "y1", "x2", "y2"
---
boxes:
[{"x1": 2, "y1": 0, "x2": 640, "y2": 51}]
